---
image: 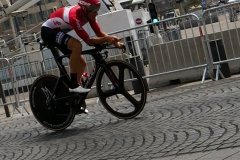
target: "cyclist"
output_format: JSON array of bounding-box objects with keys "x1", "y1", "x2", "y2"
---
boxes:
[{"x1": 41, "y1": 0, "x2": 124, "y2": 93}]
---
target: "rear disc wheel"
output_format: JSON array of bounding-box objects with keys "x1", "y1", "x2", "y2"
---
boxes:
[{"x1": 29, "y1": 75, "x2": 75, "y2": 131}]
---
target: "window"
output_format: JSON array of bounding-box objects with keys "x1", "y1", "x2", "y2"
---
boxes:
[
  {"x1": 47, "y1": 0, "x2": 56, "y2": 2},
  {"x1": 161, "y1": 1, "x2": 166, "y2": 8},
  {"x1": 2, "y1": 20, "x2": 11, "y2": 31},
  {"x1": 48, "y1": 9, "x2": 54, "y2": 15},
  {"x1": 37, "y1": 12, "x2": 45, "y2": 22},
  {"x1": 32, "y1": 3, "x2": 38, "y2": 7},
  {"x1": 16, "y1": 17, "x2": 23, "y2": 27},
  {"x1": 44, "y1": 11, "x2": 49, "y2": 19},
  {"x1": 25, "y1": 16, "x2": 30, "y2": 26},
  {"x1": 120, "y1": 1, "x2": 132, "y2": 9},
  {"x1": 26, "y1": 14, "x2": 36, "y2": 24}
]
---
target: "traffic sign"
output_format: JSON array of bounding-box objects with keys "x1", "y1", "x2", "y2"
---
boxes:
[{"x1": 136, "y1": 18, "x2": 142, "y2": 24}]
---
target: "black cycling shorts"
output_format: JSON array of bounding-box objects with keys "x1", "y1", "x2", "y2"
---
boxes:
[{"x1": 41, "y1": 26, "x2": 72, "y2": 55}]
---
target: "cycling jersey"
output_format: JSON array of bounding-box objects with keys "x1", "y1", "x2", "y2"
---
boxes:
[{"x1": 42, "y1": 5, "x2": 101, "y2": 42}]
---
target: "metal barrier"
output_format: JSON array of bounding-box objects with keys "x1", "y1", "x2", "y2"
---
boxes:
[
  {"x1": 0, "y1": 58, "x2": 21, "y2": 117},
  {"x1": 0, "y1": 49, "x2": 44, "y2": 117},
  {"x1": 202, "y1": 2, "x2": 240, "y2": 80},
  {"x1": 103, "y1": 13, "x2": 210, "y2": 88}
]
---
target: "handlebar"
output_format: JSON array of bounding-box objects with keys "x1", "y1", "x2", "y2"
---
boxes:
[
  {"x1": 36, "y1": 38, "x2": 126, "y2": 54},
  {"x1": 93, "y1": 43, "x2": 126, "y2": 51},
  {"x1": 82, "y1": 43, "x2": 126, "y2": 54}
]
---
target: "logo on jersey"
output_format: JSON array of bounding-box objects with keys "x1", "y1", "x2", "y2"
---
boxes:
[
  {"x1": 78, "y1": 0, "x2": 91, "y2": 6},
  {"x1": 76, "y1": 19, "x2": 82, "y2": 30},
  {"x1": 56, "y1": 32, "x2": 64, "y2": 44},
  {"x1": 53, "y1": 21, "x2": 61, "y2": 25},
  {"x1": 64, "y1": 37, "x2": 69, "y2": 45}
]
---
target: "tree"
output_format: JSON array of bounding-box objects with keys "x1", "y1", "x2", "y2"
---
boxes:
[
  {"x1": 183, "y1": 0, "x2": 202, "y2": 13},
  {"x1": 187, "y1": 0, "x2": 201, "y2": 8}
]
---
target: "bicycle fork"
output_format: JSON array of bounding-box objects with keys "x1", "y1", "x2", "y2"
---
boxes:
[{"x1": 102, "y1": 65, "x2": 119, "y2": 89}]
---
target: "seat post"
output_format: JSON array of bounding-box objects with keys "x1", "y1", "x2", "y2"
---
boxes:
[
  {"x1": 48, "y1": 46, "x2": 69, "y2": 78},
  {"x1": 48, "y1": 46, "x2": 60, "y2": 58}
]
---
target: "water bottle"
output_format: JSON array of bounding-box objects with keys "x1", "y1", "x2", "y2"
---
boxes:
[{"x1": 81, "y1": 72, "x2": 89, "y2": 85}]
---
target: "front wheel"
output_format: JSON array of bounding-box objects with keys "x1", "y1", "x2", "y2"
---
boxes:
[
  {"x1": 29, "y1": 75, "x2": 75, "y2": 131},
  {"x1": 96, "y1": 60, "x2": 147, "y2": 119}
]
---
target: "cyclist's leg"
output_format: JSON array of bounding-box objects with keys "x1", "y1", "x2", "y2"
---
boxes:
[
  {"x1": 41, "y1": 27, "x2": 89, "y2": 93},
  {"x1": 66, "y1": 37, "x2": 90, "y2": 93}
]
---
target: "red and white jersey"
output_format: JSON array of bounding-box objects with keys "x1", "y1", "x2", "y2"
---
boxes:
[{"x1": 42, "y1": 5, "x2": 101, "y2": 42}]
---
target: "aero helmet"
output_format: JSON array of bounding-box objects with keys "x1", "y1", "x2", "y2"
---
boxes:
[{"x1": 78, "y1": 0, "x2": 101, "y2": 14}]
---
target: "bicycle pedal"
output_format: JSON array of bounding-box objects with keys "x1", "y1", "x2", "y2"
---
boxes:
[
  {"x1": 77, "y1": 107, "x2": 88, "y2": 114},
  {"x1": 81, "y1": 107, "x2": 88, "y2": 114},
  {"x1": 83, "y1": 109, "x2": 89, "y2": 114}
]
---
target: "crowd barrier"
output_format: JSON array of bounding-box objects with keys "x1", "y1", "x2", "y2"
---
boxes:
[
  {"x1": 202, "y1": 2, "x2": 240, "y2": 80},
  {"x1": 1, "y1": 3, "x2": 240, "y2": 117}
]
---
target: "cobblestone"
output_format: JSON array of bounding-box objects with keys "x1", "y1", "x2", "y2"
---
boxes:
[{"x1": 2, "y1": 76, "x2": 240, "y2": 159}]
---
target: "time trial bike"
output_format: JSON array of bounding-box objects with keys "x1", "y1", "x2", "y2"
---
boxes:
[{"x1": 29, "y1": 41, "x2": 147, "y2": 131}]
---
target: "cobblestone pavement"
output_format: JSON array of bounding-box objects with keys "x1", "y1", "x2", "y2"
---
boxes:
[{"x1": 2, "y1": 76, "x2": 240, "y2": 160}]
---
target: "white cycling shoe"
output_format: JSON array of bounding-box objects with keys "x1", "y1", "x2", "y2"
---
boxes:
[{"x1": 69, "y1": 86, "x2": 90, "y2": 93}]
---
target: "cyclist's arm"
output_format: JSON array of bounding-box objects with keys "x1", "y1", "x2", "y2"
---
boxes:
[
  {"x1": 85, "y1": 20, "x2": 120, "y2": 46},
  {"x1": 73, "y1": 20, "x2": 123, "y2": 47},
  {"x1": 89, "y1": 19, "x2": 107, "y2": 37},
  {"x1": 72, "y1": 25, "x2": 107, "y2": 46},
  {"x1": 84, "y1": 31, "x2": 122, "y2": 46},
  {"x1": 95, "y1": 31, "x2": 108, "y2": 37}
]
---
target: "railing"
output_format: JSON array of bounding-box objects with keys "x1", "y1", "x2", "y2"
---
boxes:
[{"x1": 202, "y1": 1, "x2": 240, "y2": 80}]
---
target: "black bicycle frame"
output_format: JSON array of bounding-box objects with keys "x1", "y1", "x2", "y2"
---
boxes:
[
  {"x1": 43, "y1": 46, "x2": 71, "y2": 106},
  {"x1": 82, "y1": 50, "x2": 119, "y2": 90},
  {"x1": 47, "y1": 46, "x2": 119, "y2": 105}
]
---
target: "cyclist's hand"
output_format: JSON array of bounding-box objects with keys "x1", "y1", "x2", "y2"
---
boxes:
[
  {"x1": 106, "y1": 35, "x2": 121, "y2": 44},
  {"x1": 114, "y1": 42, "x2": 126, "y2": 52}
]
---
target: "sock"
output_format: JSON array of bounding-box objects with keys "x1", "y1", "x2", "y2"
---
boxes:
[{"x1": 70, "y1": 73, "x2": 78, "y2": 89}]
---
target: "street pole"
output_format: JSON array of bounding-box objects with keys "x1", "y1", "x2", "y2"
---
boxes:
[
  {"x1": 145, "y1": 0, "x2": 150, "y2": 7},
  {"x1": 9, "y1": 15, "x2": 18, "y2": 47},
  {"x1": 147, "y1": 1, "x2": 162, "y2": 44},
  {"x1": 10, "y1": 0, "x2": 20, "y2": 36},
  {"x1": 8, "y1": 0, "x2": 21, "y2": 47},
  {"x1": 37, "y1": 2, "x2": 44, "y2": 21},
  {"x1": 0, "y1": 80, "x2": 10, "y2": 117},
  {"x1": 59, "y1": 0, "x2": 63, "y2": 7},
  {"x1": 179, "y1": 2, "x2": 185, "y2": 15},
  {"x1": 23, "y1": 16, "x2": 27, "y2": 30}
]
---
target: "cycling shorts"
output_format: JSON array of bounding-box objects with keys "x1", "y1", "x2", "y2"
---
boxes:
[{"x1": 41, "y1": 26, "x2": 72, "y2": 55}]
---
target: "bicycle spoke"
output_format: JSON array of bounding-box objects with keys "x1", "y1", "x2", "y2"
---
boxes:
[
  {"x1": 107, "y1": 69, "x2": 119, "y2": 88},
  {"x1": 55, "y1": 96, "x2": 71, "y2": 101},
  {"x1": 118, "y1": 66, "x2": 125, "y2": 87},
  {"x1": 103, "y1": 89, "x2": 118, "y2": 98},
  {"x1": 96, "y1": 60, "x2": 147, "y2": 119},
  {"x1": 121, "y1": 89, "x2": 139, "y2": 107}
]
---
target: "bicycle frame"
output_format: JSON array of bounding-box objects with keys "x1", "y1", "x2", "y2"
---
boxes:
[
  {"x1": 81, "y1": 50, "x2": 119, "y2": 90},
  {"x1": 47, "y1": 46, "x2": 119, "y2": 106}
]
